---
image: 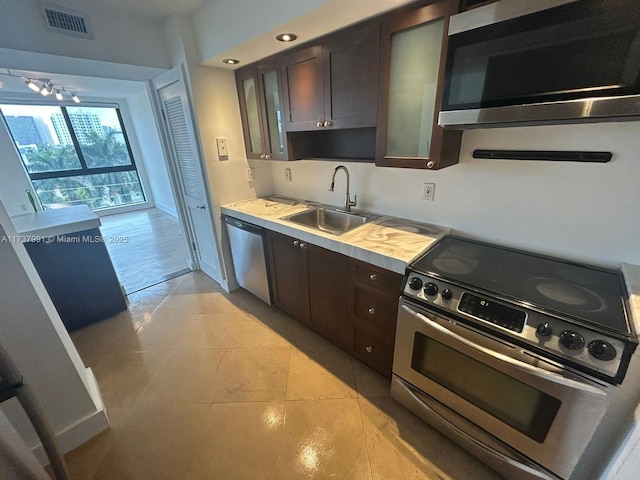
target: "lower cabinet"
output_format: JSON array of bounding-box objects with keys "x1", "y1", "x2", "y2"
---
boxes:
[
  {"x1": 346, "y1": 259, "x2": 402, "y2": 377},
  {"x1": 266, "y1": 229, "x2": 310, "y2": 322},
  {"x1": 307, "y1": 243, "x2": 348, "y2": 348},
  {"x1": 266, "y1": 229, "x2": 402, "y2": 377},
  {"x1": 266, "y1": 230, "x2": 348, "y2": 347}
]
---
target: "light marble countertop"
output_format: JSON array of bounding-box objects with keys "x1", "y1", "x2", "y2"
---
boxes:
[
  {"x1": 221, "y1": 196, "x2": 449, "y2": 274},
  {"x1": 10, "y1": 205, "x2": 101, "y2": 238}
]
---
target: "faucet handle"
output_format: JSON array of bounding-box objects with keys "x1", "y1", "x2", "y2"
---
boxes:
[{"x1": 348, "y1": 194, "x2": 357, "y2": 209}]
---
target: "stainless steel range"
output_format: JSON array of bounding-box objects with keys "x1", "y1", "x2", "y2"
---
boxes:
[{"x1": 391, "y1": 236, "x2": 637, "y2": 480}]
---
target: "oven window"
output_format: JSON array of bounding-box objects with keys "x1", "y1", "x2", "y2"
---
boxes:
[{"x1": 411, "y1": 333, "x2": 561, "y2": 442}]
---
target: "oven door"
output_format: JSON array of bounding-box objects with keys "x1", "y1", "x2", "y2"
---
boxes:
[{"x1": 393, "y1": 300, "x2": 611, "y2": 480}]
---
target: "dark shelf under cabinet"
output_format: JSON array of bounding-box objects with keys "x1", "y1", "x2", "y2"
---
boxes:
[{"x1": 287, "y1": 127, "x2": 376, "y2": 162}]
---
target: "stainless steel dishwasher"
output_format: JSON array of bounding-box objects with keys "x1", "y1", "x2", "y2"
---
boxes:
[{"x1": 222, "y1": 215, "x2": 271, "y2": 305}]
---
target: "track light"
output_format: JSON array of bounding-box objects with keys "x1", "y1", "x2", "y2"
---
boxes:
[
  {"x1": 26, "y1": 79, "x2": 41, "y2": 92},
  {"x1": 2, "y1": 70, "x2": 78, "y2": 102}
]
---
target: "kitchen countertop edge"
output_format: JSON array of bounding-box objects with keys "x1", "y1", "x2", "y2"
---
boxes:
[{"x1": 10, "y1": 205, "x2": 101, "y2": 239}]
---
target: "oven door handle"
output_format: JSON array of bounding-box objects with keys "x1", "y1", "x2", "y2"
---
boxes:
[
  {"x1": 402, "y1": 304, "x2": 606, "y2": 396},
  {"x1": 396, "y1": 377, "x2": 556, "y2": 480}
]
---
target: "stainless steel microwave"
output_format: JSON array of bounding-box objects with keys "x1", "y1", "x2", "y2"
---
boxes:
[{"x1": 438, "y1": 0, "x2": 640, "y2": 129}]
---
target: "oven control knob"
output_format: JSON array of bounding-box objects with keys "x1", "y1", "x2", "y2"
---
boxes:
[
  {"x1": 441, "y1": 289, "x2": 452, "y2": 300},
  {"x1": 408, "y1": 277, "x2": 423, "y2": 291},
  {"x1": 588, "y1": 340, "x2": 617, "y2": 361},
  {"x1": 424, "y1": 282, "x2": 438, "y2": 296},
  {"x1": 559, "y1": 330, "x2": 585, "y2": 350},
  {"x1": 536, "y1": 322, "x2": 553, "y2": 338}
]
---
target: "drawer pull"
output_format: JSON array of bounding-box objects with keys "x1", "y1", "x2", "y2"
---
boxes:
[
  {"x1": 369, "y1": 273, "x2": 377, "y2": 281},
  {"x1": 293, "y1": 240, "x2": 300, "y2": 247},
  {"x1": 366, "y1": 346, "x2": 373, "y2": 353},
  {"x1": 299, "y1": 243, "x2": 306, "y2": 249},
  {"x1": 368, "y1": 307, "x2": 375, "y2": 315}
]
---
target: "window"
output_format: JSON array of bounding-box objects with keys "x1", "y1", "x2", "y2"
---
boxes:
[{"x1": 1, "y1": 104, "x2": 146, "y2": 210}]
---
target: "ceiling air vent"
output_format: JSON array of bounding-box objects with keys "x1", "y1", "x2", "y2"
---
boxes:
[{"x1": 39, "y1": 2, "x2": 94, "y2": 39}]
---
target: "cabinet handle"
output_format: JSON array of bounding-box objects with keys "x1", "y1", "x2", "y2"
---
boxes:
[
  {"x1": 368, "y1": 307, "x2": 375, "y2": 315},
  {"x1": 265, "y1": 154, "x2": 272, "y2": 160},
  {"x1": 299, "y1": 243, "x2": 306, "y2": 249},
  {"x1": 293, "y1": 240, "x2": 300, "y2": 247},
  {"x1": 316, "y1": 121, "x2": 323, "y2": 128},
  {"x1": 260, "y1": 154, "x2": 266, "y2": 159},
  {"x1": 369, "y1": 273, "x2": 377, "y2": 281},
  {"x1": 323, "y1": 121, "x2": 332, "y2": 127},
  {"x1": 366, "y1": 346, "x2": 373, "y2": 353},
  {"x1": 426, "y1": 161, "x2": 435, "y2": 169}
]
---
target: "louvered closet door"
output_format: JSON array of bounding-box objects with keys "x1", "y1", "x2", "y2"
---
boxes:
[{"x1": 156, "y1": 75, "x2": 221, "y2": 282}]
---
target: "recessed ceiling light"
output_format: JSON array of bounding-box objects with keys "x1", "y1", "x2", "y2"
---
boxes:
[
  {"x1": 276, "y1": 33, "x2": 297, "y2": 42},
  {"x1": 222, "y1": 58, "x2": 240, "y2": 65}
]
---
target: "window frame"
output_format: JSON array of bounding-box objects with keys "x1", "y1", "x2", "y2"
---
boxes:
[{"x1": 0, "y1": 100, "x2": 150, "y2": 211}]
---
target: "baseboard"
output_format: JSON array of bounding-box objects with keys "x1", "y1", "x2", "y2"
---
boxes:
[{"x1": 32, "y1": 368, "x2": 110, "y2": 465}]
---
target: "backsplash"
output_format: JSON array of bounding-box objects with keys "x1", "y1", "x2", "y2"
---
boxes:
[{"x1": 268, "y1": 121, "x2": 640, "y2": 268}]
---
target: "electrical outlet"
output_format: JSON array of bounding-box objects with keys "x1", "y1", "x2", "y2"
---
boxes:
[
  {"x1": 423, "y1": 182, "x2": 435, "y2": 201},
  {"x1": 216, "y1": 137, "x2": 229, "y2": 160},
  {"x1": 246, "y1": 167, "x2": 255, "y2": 181},
  {"x1": 285, "y1": 168, "x2": 292, "y2": 182}
]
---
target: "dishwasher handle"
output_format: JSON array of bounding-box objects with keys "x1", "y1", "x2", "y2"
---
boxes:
[{"x1": 222, "y1": 215, "x2": 263, "y2": 236}]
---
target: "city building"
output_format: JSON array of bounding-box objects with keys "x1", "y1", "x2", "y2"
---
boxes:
[
  {"x1": 50, "y1": 111, "x2": 105, "y2": 145},
  {"x1": 3, "y1": 116, "x2": 53, "y2": 146}
]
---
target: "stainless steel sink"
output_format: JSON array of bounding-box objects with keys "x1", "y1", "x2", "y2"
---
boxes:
[{"x1": 282, "y1": 208, "x2": 378, "y2": 235}]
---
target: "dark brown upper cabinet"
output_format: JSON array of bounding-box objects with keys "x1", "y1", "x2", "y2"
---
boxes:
[
  {"x1": 236, "y1": 59, "x2": 288, "y2": 160},
  {"x1": 375, "y1": 0, "x2": 462, "y2": 170},
  {"x1": 280, "y1": 23, "x2": 381, "y2": 132}
]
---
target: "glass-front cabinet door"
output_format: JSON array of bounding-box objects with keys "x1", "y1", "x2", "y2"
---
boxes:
[
  {"x1": 236, "y1": 60, "x2": 288, "y2": 160},
  {"x1": 376, "y1": 0, "x2": 461, "y2": 170},
  {"x1": 257, "y1": 63, "x2": 287, "y2": 160}
]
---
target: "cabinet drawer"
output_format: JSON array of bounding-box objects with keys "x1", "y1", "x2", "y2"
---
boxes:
[
  {"x1": 351, "y1": 259, "x2": 402, "y2": 294},
  {"x1": 353, "y1": 286, "x2": 397, "y2": 331},
  {"x1": 348, "y1": 319, "x2": 395, "y2": 377}
]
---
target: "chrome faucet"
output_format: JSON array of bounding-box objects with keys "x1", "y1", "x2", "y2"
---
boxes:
[{"x1": 328, "y1": 165, "x2": 357, "y2": 212}]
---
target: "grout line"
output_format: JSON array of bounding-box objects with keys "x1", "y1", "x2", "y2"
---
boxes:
[
  {"x1": 125, "y1": 268, "x2": 191, "y2": 295},
  {"x1": 357, "y1": 395, "x2": 376, "y2": 480}
]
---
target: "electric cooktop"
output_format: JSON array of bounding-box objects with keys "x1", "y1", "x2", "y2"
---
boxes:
[{"x1": 411, "y1": 236, "x2": 632, "y2": 336}]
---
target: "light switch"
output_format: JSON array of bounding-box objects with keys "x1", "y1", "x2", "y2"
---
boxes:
[{"x1": 216, "y1": 137, "x2": 229, "y2": 160}]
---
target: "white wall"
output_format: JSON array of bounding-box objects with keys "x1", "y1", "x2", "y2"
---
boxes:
[
  {"x1": 127, "y1": 89, "x2": 178, "y2": 217},
  {"x1": 270, "y1": 121, "x2": 640, "y2": 268},
  {"x1": 162, "y1": 14, "x2": 274, "y2": 288},
  {"x1": 0, "y1": 116, "x2": 40, "y2": 216},
  {"x1": 0, "y1": 0, "x2": 170, "y2": 71},
  {"x1": 0, "y1": 201, "x2": 108, "y2": 460}
]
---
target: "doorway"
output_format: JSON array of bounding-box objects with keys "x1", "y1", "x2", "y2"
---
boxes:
[
  {"x1": 99, "y1": 208, "x2": 190, "y2": 294},
  {"x1": 0, "y1": 93, "x2": 192, "y2": 295}
]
